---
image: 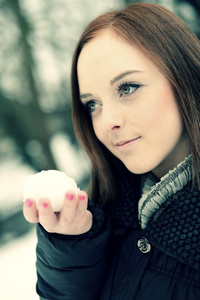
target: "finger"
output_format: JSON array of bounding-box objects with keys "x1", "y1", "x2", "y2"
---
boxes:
[
  {"x1": 38, "y1": 198, "x2": 58, "y2": 232},
  {"x1": 23, "y1": 198, "x2": 39, "y2": 223},
  {"x1": 76, "y1": 191, "x2": 88, "y2": 213},
  {"x1": 60, "y1": 191, "x2": 77, "y2": 223}
]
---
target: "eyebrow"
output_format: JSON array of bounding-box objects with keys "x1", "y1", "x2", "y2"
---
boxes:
[
  {"x1": 80, "y1": 93, "x2": 93, "y2": 100},
  {"x1": 109, "y1": 70, "x2": 142, "y2": 86},
  {"x1": 79, "y1": 70, "x2": 141, "y2": 100}
]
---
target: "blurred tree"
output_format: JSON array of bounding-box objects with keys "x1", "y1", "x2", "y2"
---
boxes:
[
  {"x1": 0, "y1": 0, "x2": 79, "y2": 171},
  {"x1": 0, "y1": 0, "x2": 58, "y2": 170},
  {"x1": 186, "y1": 0, "x2": 200, "y2": 11},
  {"x1": 0, "y1": 0, "x2": 122, "y2": 173},
  {"x1": 10, "y1": 0, "x2": 58, "y2": 170},
  {"x1": 0, "y1": 0, "x2": 122, "y2": 243},
  {"x1": 175, "y1": 0, "x2": 200, "y2": 38}
]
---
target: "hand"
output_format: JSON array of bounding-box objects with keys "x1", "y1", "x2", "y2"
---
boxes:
[{"x1": 23, "y1": 190, "x2": 92, "y2": 235}]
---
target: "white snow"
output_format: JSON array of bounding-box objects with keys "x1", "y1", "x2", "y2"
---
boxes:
[
  {"x1": 0, "y1": 229, "x2": 39, "y2": 300},
  {"x1": 0, "y1": 133, "x2": 90, "y2": 299},
  {"x1": 50, "y1": 133, "x2": 90, "y2": 183},
  {"x1": 0, "y1": 155, "x2": 35, "y2": 217},
  {"x1": 23, "y1": 170, "x2": 80, "y2": 211}
]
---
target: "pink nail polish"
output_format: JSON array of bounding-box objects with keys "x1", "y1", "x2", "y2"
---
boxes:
[
  {"x1": 41, "y1": 202, "x2": 48, "y2": 208},
  {"x1": 79, "y1": 195, "x2": 86, "y2": 200},
  {"x1": 66, "y1": 193, "x2": 74, "y2": 201},
  {"x1": 26, "y1": 199, "x2": 33, "y2": 208}
]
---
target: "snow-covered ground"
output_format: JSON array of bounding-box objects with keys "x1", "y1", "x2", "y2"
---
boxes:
[
  {"x1": 0, "y1": 133, "x2": 90, "y2": 299},
  {"x1": 0, "y1": 229, "x2": 39, "y2": 299}
]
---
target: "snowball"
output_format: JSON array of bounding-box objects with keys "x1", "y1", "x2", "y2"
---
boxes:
[{"x1": 23, "y1": 170, "x2": 80, "y2": 212}]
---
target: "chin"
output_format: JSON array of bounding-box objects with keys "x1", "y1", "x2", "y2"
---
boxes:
[
  {"x1": 123, "y1": 160, "x2": 157, "y2": 176},
  {"x1": 124, "y1": 165, "x2": 150, "y2": 175}
]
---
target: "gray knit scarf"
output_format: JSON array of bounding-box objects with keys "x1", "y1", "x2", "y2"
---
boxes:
[{"x1": 138, "y1": 155, "x2": 192, "y2": 229}]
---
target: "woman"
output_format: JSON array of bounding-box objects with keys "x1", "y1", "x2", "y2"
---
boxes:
[{"x1": 23, "y1": 3, "x2": 200, "y2": 299}]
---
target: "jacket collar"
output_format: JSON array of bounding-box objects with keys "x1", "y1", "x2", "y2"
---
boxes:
[{"x1": 139, "y1": 155, "x2": 192, "y2": 229}]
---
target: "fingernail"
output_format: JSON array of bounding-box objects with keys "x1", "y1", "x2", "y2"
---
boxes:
[
  {"x1": 66, "y1": 193, "x2": 74, "y2": 201},
  {"x1": 78, "y1": 195, "x2": 86, "y2": 200},
  {"x1": 26, "y1": 199, "x2": 33, "y2": 208},
  {"x1": 41, "y1": 201, "x2": 48, "y2": 208}
]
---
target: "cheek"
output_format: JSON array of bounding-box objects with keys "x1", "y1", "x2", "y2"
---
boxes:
[
  {"x1": 149, "y1": 93, "x2": 183, "y2": 141},
  {"x1": 92, "y1": 119, "x2": 104, "y2": 144},
  {"x1": 137, "y1": 97, "x2": 183, "y2": 158},
  {"x1": 161, "y1": 91, "x2": 183, "y2": 128}
]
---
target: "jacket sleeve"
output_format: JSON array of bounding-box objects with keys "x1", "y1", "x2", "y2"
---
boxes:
[{"x1": 36, "y1": 201, "x2": 111, "y2": 300}]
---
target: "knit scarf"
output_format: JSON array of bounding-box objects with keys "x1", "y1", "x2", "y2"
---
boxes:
[{"x1": 138, "y1": 155, "x2": 192, "y2": 229}]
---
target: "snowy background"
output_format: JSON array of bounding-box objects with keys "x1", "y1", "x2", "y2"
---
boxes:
[
  {"x1": 0, "y1": 228, "x2": 38, "y2": 299},
  {"x1": 0, "y1": 1, "x2": 122, "y2": 298},
  {"x1": 0, "y1": 0, "x2": 199, "y2": 299}
]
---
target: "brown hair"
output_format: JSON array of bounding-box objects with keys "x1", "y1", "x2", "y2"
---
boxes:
[{"x1": 71, "y1": 3, "x2": 200, "y2": 206}]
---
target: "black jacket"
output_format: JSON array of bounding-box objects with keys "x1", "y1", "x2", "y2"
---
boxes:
[{"x1": 36, "y1": 172, "x2": 200, "y2": 300}]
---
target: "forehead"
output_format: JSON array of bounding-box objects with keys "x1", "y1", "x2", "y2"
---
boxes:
[
  {"x1": 78, "y1": 31, "x2": 136, "y2": 65},
  {"x1": 77, "y1": 30, "x2": 152, "y2": 78}
]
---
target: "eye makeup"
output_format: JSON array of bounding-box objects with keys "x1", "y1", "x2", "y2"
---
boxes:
[{"x1": 116, "y1": 82, "x2": 141, "y2": 97}]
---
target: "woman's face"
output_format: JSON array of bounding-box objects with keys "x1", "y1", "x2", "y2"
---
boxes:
[{"x1": 77, "y1": 30, "x2": 190, "y2": 178}]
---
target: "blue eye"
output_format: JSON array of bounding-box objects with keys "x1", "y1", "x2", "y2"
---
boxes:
[
  {"x1": 117, "y1": 82, "x2": 140, "y2": 97},
  {"x1": 83, "y1": 100, "x2": 99, "y2": 114}
]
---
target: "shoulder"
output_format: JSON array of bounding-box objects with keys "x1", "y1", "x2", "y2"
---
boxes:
[{"x1": 143, "y1": 183, "x2": 200, "y2": 270}]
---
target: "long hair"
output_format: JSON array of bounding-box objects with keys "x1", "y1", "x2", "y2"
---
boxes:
[{"x1": 71, "y1": 3, "x2": 200, "y2": 206}]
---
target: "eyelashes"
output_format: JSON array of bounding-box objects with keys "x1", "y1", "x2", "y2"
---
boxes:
[
  {"x1": 82, "y1": 81, "x2": 141, "y2": 115},
  {"x1": 83, "y1": 100, "x2": 100, "y2": 114},
  {"x1": 116, "y1": 82, "x2": 141, "y2": 97}
]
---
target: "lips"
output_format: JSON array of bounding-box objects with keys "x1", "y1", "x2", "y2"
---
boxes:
[
  {"x1": 115, "y1": 137, "x2": 141, "y2": 151},
  {"x1": 116, "y1": 137, "x2": 140, "y2": 146},
  {"x1": 116, "y1": 140, "x2": 132, "y2": 146}
]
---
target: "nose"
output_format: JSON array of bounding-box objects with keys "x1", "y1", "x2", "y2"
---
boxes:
[{"x1": 102, "y1": 102, "x2": 124, "y2": 131}]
